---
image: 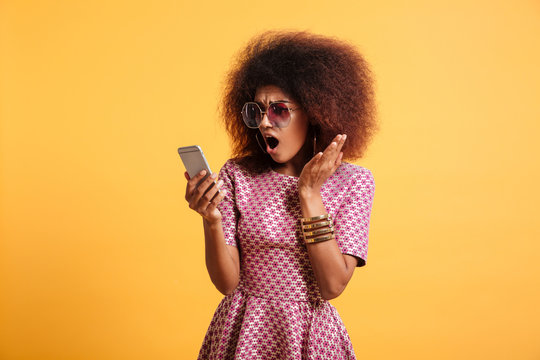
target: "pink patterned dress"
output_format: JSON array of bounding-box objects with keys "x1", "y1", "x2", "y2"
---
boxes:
[{"x1": 198, "y1": 159, "x2": 375, "y2": 359}]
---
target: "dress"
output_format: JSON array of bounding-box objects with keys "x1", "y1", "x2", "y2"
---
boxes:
[{"x1": 198, "y1": 159, "x2": 375, "y2": 360}]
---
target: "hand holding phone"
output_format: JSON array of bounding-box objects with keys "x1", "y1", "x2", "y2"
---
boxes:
[{"x1": 178, "y1": 145, "x2": 226, "y2": 223}]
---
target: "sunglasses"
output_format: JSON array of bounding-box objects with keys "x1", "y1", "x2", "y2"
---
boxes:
[{"x1": 241, "y1": 101, "x2": 300, "y2": 129}]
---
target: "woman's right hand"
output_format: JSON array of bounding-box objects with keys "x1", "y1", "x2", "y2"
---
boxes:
[{"x1": 184, "y1": 170, "x2": 226, "y2": 224}]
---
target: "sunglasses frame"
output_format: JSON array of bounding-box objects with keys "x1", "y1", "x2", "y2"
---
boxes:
[{"x1": 241, "y1": 101, "x2": 300, "y2": 129}]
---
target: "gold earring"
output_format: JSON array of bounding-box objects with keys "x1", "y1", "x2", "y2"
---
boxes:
[{"x1": 255, "y1": 132, "x2": 267, "y2": 153}]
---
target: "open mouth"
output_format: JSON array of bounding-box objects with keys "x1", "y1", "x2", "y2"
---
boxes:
[{"x1": 266, "y1": 136, "x2": 279, "y2": 150}]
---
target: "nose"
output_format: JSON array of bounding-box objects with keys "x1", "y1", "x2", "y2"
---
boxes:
[{"x1": 258, "y1": 112, "x2": 272, "y2": 128}]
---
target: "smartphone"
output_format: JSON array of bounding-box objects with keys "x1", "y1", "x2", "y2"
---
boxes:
[{"x1": 177, "y1": 145, "x2": 214, "y2": 187}]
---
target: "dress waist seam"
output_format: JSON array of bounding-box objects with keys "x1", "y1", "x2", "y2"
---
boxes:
[{"x1": 235, "y1": 286, "x2": 325, "y2": 305}]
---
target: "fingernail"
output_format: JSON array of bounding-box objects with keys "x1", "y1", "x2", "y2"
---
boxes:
[
  {"x1": 343, "y1": 134, "x2": 347, "y2": 140},
  {"x1": 217, "y1": 179, "x2": 224, "y2": 187},
  {"x1": 199, "y1": 170, "x2": 206, "y2": 175},
  {"x1": 211, "y1": 173, "x2": 217, "y2": 179}
]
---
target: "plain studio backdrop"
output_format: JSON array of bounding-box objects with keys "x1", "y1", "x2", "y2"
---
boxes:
[{"x1": 1, "y1": 0, "x2": 539, "y2": 359}]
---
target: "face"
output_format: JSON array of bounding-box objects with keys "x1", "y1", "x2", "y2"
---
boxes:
[{"x1": 254, "y1": 85, "x2": 310, "y2": 165}]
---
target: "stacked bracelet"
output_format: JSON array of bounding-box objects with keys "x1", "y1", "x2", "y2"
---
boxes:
[{"x1": 300, "y1": 214, "x2": 335, "y2": 244}]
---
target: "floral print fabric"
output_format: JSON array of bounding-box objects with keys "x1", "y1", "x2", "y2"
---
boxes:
[{"x1": 198, "y1": 159, "x2": 375, "y2": 359}]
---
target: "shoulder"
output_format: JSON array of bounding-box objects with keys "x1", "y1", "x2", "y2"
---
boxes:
[
  {"x1": 331, "y1": 163, "x2": 375, "y2": 209},
  {"x1": 332, "y1": 162, "x2": 375, "y2": 198},
  {"x1": 218, "y1": 158, "x2": 239, "y2": 178},
  {"x1": 219, "y1": 158, "x2": 260, "y2": 180},
  {"x1": 221, "y1": 158, "x2": 252, "y2": 173},
  {"x1": 221, "y1": 158, "x2": 239, "y2": 172},
  {"x1": 336, "y1": 162, "x2": 374, "y2": 184}
]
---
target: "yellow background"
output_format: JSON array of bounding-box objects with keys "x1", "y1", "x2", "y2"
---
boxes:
[{"x1": 1, "y1": 0, "x2": 539, "y2": 359}]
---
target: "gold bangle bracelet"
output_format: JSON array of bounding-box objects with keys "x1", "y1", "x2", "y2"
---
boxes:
[
  {"x1": 305, "y1": 233, "x2": 335, "y2": 244},
  {"x1": 302, "y1": 220, "x2": 333, "y2": 230},
  {"x1": 303, "y1": 226, "x2": 334, "y2": 238},
  {"x1": 300, "y1": 214, "x2": 329, "y2": 224}
]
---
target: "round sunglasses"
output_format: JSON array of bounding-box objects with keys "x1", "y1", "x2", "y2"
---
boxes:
[{"x1": 241, "y1": 101, "x2": 300, "y2": 129}]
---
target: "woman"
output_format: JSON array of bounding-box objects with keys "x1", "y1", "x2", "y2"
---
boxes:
[{"x1": 184, "y1": 31, "x2": 378, "y2": 359}]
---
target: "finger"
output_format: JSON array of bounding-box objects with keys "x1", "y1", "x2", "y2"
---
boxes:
[
  {"x1": 332, "y1": 151, "x2": 343, "y2": 172},
  {"x1": 324, "y1": 134, "x2": 346, "y2": 161},
  {"x1": 328, "y1": 134, "x2": 342, "y2": 150},
  {"x1": 196, "y1": 179, "x2": 223, "y2": 210},
  {"x1": 199, "y1": 184, "x2": 226, "y2": 215},
  {"x1": 327, "y1": 134, "x2": 343, "y2": 154},
  {"x1": 306, "y1": 151, "x2": 323, "y2": 168},
  {"x1": 335, "y1": 134, "x2": 346, "y2": 154},
  {"x1": 307, "y1": 151, "x2": 324, "y2": 174},
  {"x1": 331, "y1": 134, "x2": 342, "y2": 142},
  {"x1": 330, "y1": 135, "x2": 346, "y2": 171},
  {"x1": 320, "y1": 139, "x2": 339, "y2": 164},
  {"x1": 310, "y1": 134, "x2": 342, "y2": 175},
  {"x1": 186, "y1": 170, "x2": 208, "y2": 198},
  {"x1": 205, "y1": 188, "x2": 227, "y2": 214},
  {"x1": 194, "y1": 172, "x2": 218, "y2": 200},
  {"x1": 319, "y1": 136, "x2": 345, "y2": 174}
]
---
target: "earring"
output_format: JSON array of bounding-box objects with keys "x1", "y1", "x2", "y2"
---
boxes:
[
  {"x1": 313, "y1": 132, "x2": 317, "y2": 156},
  {"x1": 255, "y1": 132, "x2": 267, "y2": 153}
]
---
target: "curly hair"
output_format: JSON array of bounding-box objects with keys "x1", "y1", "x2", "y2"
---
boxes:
[{"x1": 220, "y1": 30, "x2": 378, "y2": 173}]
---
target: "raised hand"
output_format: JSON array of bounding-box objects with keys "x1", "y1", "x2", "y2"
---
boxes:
[
  {"x1": 184, "y1": 170, "x2": 226, "y2": 223},
  {"x1": 298, "y1": 134, "x2": 346, "y2": 196}
]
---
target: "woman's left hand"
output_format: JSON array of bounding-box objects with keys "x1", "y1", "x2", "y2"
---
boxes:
[{"x1": 298, "y1": 134, "x2": 346, "y2": 197}]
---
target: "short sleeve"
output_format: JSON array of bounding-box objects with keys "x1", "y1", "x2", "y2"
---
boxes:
[
  {"x1": 333, "y1": 168, "x2": 375, "y2": 267},
  {"x1": 216, "y1": 160, "x2": 239, "y2": 247}
]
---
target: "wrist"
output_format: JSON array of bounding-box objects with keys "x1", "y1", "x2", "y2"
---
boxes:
[
  {"x1": 298, "y1": 186, "x2": 321, "y2": 201},
  {"x1": 298, "y1": 189, "x2": 326, "y2": 219},
  {"x1": 203, "y1": 217, "x2": 223, "y2": 229}
]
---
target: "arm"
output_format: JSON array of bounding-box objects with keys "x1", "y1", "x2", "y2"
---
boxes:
[
  {"x1": 299, "y1": 190, "x2": 358, "y2": 300},
  {"x1": 185, "y1": 170, "x2": 240, "y2": 295},
  {"x1": 203, "y1": 219, "x2": 240, "y2": 295},
  {"x1": 298, "y1": 134, "x2": 360, "y2": 300}
]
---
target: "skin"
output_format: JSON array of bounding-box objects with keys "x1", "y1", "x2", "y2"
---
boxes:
[
  {"x1": 184, "y1": 85, "x2": 358, "y2": 299},
  {"x1": 253, "y1": 85, "x2": 311, "y2": 176}
]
